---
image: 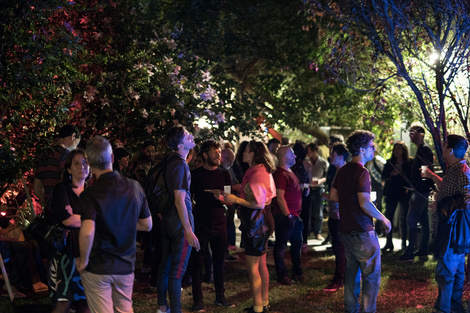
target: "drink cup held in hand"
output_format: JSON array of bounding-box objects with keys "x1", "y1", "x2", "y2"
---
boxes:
[
  {"x1": 421, "y1": 165, "x2": 428, "y2": 180},
  {"x1": 224, "y1": 185, "x2": 231, "y2": 195}
]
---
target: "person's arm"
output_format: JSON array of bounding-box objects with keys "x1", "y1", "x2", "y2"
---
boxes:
[
  {"x1": 76, "y1": 219, "x2": 95, "y2": 272},
  {"x1": 174, "y1": 190, "x2": 200, "y2": 251},
  {"x1": 329, "y1": 187, "x2": 338, "y2": 203},
  {"x1": 224, "y1": 193, "x2": 265, "y2": 209},
  {"x1": 357, "y1": 192, "x2": 391, "y2": 233},
  {"x1": 33, "y1": 178, "x2": 45, "y2": 204},
  {"x1": 61, "y1": 214, "x2": 81, "y2": 227},
  {"x1": 276, "y1": 189, "x2": 291, "y2": 216},
  {"x1": 137, "y1": 216, "x2": 152, "y2": 231}
]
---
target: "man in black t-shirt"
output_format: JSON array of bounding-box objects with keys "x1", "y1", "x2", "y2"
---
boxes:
[
  {"x1": 77, "y1": 136, "x2": 152, "y2": 313},
  {"x1": 190, "y1": 140, "x2": 234, "y2": 311}
]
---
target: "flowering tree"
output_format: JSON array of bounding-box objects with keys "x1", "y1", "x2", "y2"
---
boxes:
[{"x1": 310, "y1": 0, "x2": 470, "y2": 168}]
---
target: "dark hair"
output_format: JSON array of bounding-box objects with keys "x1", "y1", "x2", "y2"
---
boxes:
[
  {"x1": 446, "y1": 134, "x2": 469, "y2": 159},
  {"x1": 63, "y1": 149, "x2": 89, "y2": 187},
  {"x1": 346, "y1": 130, "x2": 376, "y2": 156},
  {"x1": 165, "y1": 126, "x2": 186, "y2": 151},
  {"x1": 200, "y1": 140, "x2": 221, "y2": 159},
  {"x1": 267, "y1": 138, "x2": 280, "y2": 148},
  {"x1": 390, "y1": 141, "x2": 409, "y2": 164},
  {"x1": 292, "y1": 141, "x2": 307, "y2": 163},
  {"x1": 307, "y1": 142, "x2": 318, "y2": 152},
  {"x1": 247, "y1": 140, "x2": 276, "y2": 173},
  {"x1": 58, "y1": 124, "x2": 80, "y2": 139},
  {"x1": 142, "y1": 141, "x2": 156, "y2": 151},
  {"x1": 329, "y1": 134, "x2": 344, "y2": 145},
  {"x1": 410, "y1": 125, "x2": 425, "y2": 134},
  {"x1": 331, "y1": 142, "x2": 349, "y2": 161}
]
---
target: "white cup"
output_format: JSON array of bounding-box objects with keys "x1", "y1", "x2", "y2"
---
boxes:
[
  {"x1": 370, "y1": 191, "x2": 377, "y2": 202},
  {"x1": 224, "y1": 185, "x2": 231, "y2": 194}
]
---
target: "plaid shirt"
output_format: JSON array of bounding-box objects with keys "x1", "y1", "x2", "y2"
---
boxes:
[{"x1": 436, "y1": 160, "x2": 470, "y2": 204}]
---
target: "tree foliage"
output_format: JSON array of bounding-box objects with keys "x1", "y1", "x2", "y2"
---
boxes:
[{"x1": 310, "y1": 0, "x2": 470, "y2": 168}]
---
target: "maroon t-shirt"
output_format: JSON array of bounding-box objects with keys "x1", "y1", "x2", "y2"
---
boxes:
[
  {"x1": 272, "y1": 167, "x2": 302, "y2": 216},
  {"x1": 332, "y1": 162, "x2": 373, "y2": 234}
]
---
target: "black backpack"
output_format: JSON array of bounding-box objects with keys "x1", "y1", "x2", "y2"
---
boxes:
[{"x1": 144, "y1": 154, "x2": 180, "y2": 216}]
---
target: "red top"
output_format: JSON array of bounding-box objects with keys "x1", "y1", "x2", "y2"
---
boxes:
[{"x1": 271, "y1": 167, "x2": 302, "y2": 216}]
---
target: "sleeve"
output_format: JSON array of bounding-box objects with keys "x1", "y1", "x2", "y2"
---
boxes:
[
  {"x1": 273, "y1": 170, "x2": 288, "y2": 191},
  {"x1": 458, "y1": 172, "x2": 470, "y2": 206},
  {"x1": 170, "y1": 162, "x2": 190, "y2": 191},
  {"x1": 357, "y1": 169, "x2": 372, "y2": 193},
  {"x1": 80, "y1": 189, "x2": 97, "y2": 222},
  {"x1": 51, "y1": 183, "x2": 72, "y2": 223}
]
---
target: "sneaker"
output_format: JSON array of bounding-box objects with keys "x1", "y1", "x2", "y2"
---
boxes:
[
  {"x1": 277, "y1": 276, "x2": 292, "y2": 286},
  {"x1": 192, "y1": 303, "x2": 205, "y2": 312},
  {"x1": 292, "y1": 273, "x2": 308, "y2": 283},
  {"x1": 157, "y1": 307, "x2": 170, "y2": 313},
  {"x1": 323, "y1": 281, "x2": 343, "y2": 292},
  {"x1": 398, "y1": 253, "x2": 415, "y2": 263},
  {"x1": 225, "y1": 254, "x2": 238, "y2": 262},
  {"x1": 243, "y1": 305, "x2": 270, "y2": 312},
  {"x1": 215, "y1": 298, "x2": 235, "y2": 307}
]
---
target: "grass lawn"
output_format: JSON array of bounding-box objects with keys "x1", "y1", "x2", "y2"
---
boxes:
[{"x1": 0, "y1": 242, "x2": 453, "y2": 313}]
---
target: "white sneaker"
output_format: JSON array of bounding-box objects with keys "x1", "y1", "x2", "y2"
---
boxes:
[{"x1": 157, "y1": 308, "x2": 170, "y2": 313}]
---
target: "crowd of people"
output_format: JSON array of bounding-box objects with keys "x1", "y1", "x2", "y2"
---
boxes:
[{"x1": 1, "y1": 122, "x2": 470, "y2": 313}]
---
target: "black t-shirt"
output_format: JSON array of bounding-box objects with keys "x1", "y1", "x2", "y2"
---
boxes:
[
  {"x1": 411, "y1": 144, "x2": 434, "y2": 193},
  {"x1": 51, "y1": 182, "x2": 81, "y2": 257},
  {"x1": 191, "y1": 166, "x2": 231, "y2": 228},
  {"x1": 80, "y1": 171, "x2": 151, "y2": 275}
]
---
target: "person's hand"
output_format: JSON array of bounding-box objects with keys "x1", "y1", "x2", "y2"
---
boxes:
[
  {"x1": 382, "y1": 218, "x2": 392, "y2": 234},
  {"x1": 311, "y1": 178, "x2": 319, "y2": 186},
  {"x1": 422, "y1": 167, "x2": 434, "y2": 179},
  {"x1": 205, "y1": 189, "x2": 224, "y2": 202},
  {"x1": 223, "y1": 193, "x2": 236, "y2": 205},
  {"x1": 185, "y1": 230, "x2": 200, "y2": 251},
  {"x1": 76, "y1": 257, "x2": 88, "y2": 273}
]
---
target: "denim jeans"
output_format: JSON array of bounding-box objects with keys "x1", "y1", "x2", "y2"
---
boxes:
[
  {"x1": 341, "y1": 231, "x2": 381, "y2": 313},
  {"x1": 434, "y1": 247, "x2": 465, "y2": 313},
  {"x1": 405, "y1": 191, "x2": 430, "y2": 256},
  {"x1": 273, "y1": 215, "x2": 303, "y2": 277}
]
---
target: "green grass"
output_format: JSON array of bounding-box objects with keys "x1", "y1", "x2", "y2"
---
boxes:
[{"x1": 0, "y1": 248, "x2": 457, "y2": 313}]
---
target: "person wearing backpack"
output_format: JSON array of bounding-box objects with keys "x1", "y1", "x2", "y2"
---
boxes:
[
  {"x1": 156, "y1": 126, "x2": 200, "y2": 313},
  {"x1": 422, "y1": 134, "x2": 470, "y2": 313}
]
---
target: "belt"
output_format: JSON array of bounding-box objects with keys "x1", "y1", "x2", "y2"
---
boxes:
[{"x1": 348, "y1": 230, "x2": 376, "y2": 238}]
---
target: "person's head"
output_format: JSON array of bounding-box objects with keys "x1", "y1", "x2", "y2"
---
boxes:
[
  {"x1": 409, "y1": 123, "x2": 425, "y2": 145},
  {"x1": 267, "y1": 138, "x2": 281, "y2": 154},
  {"x1": 391, "y1": 141, "x2": 409, "y2": 163},
  {"x1": 328, "y1": 134, "x2": 344, "y2": 147},
  {"x1": 244, "y1": 140, "x2": 276, "y2": 173},
  {"x1": 165, "y1": 126, "x2": 195, "y2": 152},
  {"x1": 236, "y1": 141, "x2": 249, "y2": 163},
  {"x1": 330, "y1": 142, "x2": 349, "y2": 167},
  {"x1": 292, "y1": 141, "x2": 307, "y2": 163},
  {"x1": 346, "y1": 130, "x2": 376, "y2": 161},
  {"x1": 114, "y1": 147, "x2": 130, "y2": 170},
  {"x1": 306, "y1": 142, "x2": 319, "y2": 159},
  {"x1": 58, "y1": 124, "x2": 81, "y2": 150},
  {"x1": 194, "y1": 152, "x2": 205, "y2": 168},
  {"x1": 277, "y1": 146, "x2": 296, "y2": 169},
  {"x1": 63, "y1": 149, "x2": 90, "y2": 186},
  {"x1": 200, "y1": 140, "x2": 222, "y2": 168},
  {"x1": 141, "y1": 141, "x2": 156, "y2": 162},
  {"x1": 86, "y1": 136, "x2": 113, "y2": 171},
  {"x1": 444, "y1": 134, "x2": 468, "y2": 162},
  {"x1": 221, "y1": 148, "x2": 236, "y2": 169}
]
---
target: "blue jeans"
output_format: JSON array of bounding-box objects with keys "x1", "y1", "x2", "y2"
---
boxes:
[
  {"x1": 405, "y1": 191, "x2": 430, "y2": 256},
  {"x1": 434, "y1": 247, "x2": 465, "y2": 313},
  {"x1": 273, "y1": 215, "x2": 303, "y2": 277},
  {"x1": 341, "y1": 231, "x2": 381, "y2": 313}
]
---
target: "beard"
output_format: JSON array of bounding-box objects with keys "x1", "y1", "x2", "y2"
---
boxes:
[{"x1": 206, "y1": 158, "x2": 220, "y2": 167}]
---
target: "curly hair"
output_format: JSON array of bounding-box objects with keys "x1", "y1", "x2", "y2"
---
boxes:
[
  {"x1": 247, "y1": 140, "x2": 276, "y2": 173},
  {"x1": 346, "y1": 130, "x2": 375, "y2": 156}
]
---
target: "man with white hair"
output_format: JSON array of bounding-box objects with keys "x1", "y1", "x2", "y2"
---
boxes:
[{"x1": 76, "y1": 136, "x2": 152, "y2": 313}]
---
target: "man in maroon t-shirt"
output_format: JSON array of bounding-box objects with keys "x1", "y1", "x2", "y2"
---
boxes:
[
  {"x1": 330, "y1": 130, "x2": 391, "y2": 313},
  {"x1": 272, "y1": 146, "x2": 305, "y2": 285}
]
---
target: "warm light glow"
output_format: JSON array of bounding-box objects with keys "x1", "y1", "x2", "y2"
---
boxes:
[{"x1": 1, "y1": 212, "x2": 6, "y2": 216}]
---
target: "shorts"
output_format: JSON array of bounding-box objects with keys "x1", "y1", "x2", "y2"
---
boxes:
[{"x1": 244, "y1": 235, "x2": 268, "y2": 256}]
